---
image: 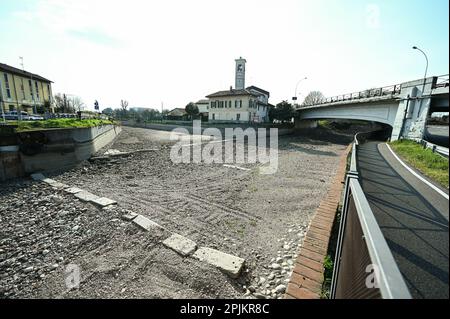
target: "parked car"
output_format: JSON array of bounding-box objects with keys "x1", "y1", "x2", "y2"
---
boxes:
[
  {"x1": 28, "y1": 114, "x2": 44, "y2": 120},
  {"x1": 3, "y1": 111, "x2": 45, "y2": 121},
  {"x1": 4, "y1": 111, "x2": 30, "y2": 120}
]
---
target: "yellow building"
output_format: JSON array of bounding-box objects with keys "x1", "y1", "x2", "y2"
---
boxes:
[{"x1": 0, "y1": 62, "x2": 54, "y2": 114}]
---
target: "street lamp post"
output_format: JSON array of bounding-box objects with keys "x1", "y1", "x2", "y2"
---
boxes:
[
  {"x1": 293, "y1": 77, "x2": 307, "y2": 106},
  {"x1": 412, "y1": 46, "x2": 429, "y2": 96}
]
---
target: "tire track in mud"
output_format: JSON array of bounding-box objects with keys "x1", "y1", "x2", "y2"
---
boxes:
[
  {"x1": 118, "y1": 191, "x2": 243, "y2": 240},
  {"x1": 186, "y1": 193, "x2": 259, "y2": 221}
]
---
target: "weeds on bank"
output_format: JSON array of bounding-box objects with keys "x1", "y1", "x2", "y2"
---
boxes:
[
  {"x1": 8, "y1": 118, "x2": 117, "y2": 132},
  {"x1": 389, "y1": 140, "x2": 448, "y2": 188}
]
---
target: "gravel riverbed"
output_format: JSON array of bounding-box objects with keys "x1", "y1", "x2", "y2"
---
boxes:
[{"x1": 1, "y1": 126, "x2": 352, "y2": 298}]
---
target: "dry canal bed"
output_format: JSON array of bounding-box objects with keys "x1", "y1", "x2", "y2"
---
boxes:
[{"x1": 0, "y1": 126, "x2": 351, "y2": 298}]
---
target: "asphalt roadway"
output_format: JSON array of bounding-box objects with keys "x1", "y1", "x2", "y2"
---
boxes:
[
  {"x1": 357, "y1": 141, "x2": 449, "y2": 299},
  {"x1": 425, "y1": 125, "x2": 449, "y2": 147}
]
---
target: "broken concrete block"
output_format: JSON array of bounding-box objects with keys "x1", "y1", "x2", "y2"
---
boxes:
[
  {"x1": 30, "y1": 173, "x2": 46, "y2": 181},
  {"x1": 223, "y1": 164, "x2": 251, "y2": 171},
  {"x1": 47, "y1": 181, "x2": 69, "y2": 189},
  {"x1": 74, "y1": 191, "x2": 100, "y2": 202},
  {"x1": 162, "y1": 233, "x2": 197, "y2": 257},
  {"x1": 102, "y1": 205, "x2": 117, "y2": 211},
  {"x1": 132, "y1": 214, "x2": 163, "y2": 231},
  {"x1": 193, "y1": 247, "x2": 245, "y2": 278},
  {"x1": 91, "y1": 197, "x2": 117, "y2": 207},
  {"x1": 121, "y1": 212, "x2": 138, "y2": 221},
  {"x1": 42, "y1": 178, "x2": 56, "y2": 184},
  {"x1": 64, "y1": 187, "x2": 83, "y2": 194}
]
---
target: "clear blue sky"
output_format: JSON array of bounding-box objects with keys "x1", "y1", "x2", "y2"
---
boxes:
[{"x1": 0, "y1": 0, "x2": 448, "y2": 110}]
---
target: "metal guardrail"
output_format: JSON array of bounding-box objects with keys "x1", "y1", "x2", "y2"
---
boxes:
[
  {"x1": 300, "y1": 74, "x2": 448, "y2": 108},
  {"x1": 330, "y1": 133, "x2": 412, "y2": 299},
  {"x1": 432, "y1": 74, "x2": 449, "y2": 89},
  {"x1": 417, "y1": 138, "x2": 449, "y2": 158},
  {"x1": 302, "y1": 83, "x2": 402, "y2": 107}
]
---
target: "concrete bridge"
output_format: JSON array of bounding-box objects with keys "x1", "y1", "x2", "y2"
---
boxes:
[{"x1": 296, "y1": 75, "x2": 449, "y2": 141}]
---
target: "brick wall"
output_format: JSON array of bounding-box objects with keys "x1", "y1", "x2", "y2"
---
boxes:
[{"x1": 285, "y1": 144, "x2": 351, "y2": 299}]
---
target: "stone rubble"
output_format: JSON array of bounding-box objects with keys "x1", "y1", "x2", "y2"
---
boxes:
[
  {"x1": 240, "y1": 224, "x2": 308, "y2": 299},
  {"x1": 0, "y1": 180, "x2": 126, "y2": 298}
]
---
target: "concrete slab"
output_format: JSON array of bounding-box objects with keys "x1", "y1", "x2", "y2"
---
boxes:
[
  {"x1": 42, "y1": 178, "x2": 57, "y2": 184},
  {"x1": 91, "y1": 197, "x2": 117, "y2": 207},
  {"x1": 30, "y1": 173, "x2": 58, "y2": 184},
  {"x1": 223, "y1": 164, "x2": 251, "y2": 171},
  {"x1": 132, "y1": 214, "x2": 164, "y2": 232},
  {"x1": 74, "y1": 191, "x2": 100, "y2": 202},
  {"x1": 104, "y1": 149, "x2": 124, "y2": 156},
  {"x1": 64, "y1": 187, "x2": 84, "y2": 194},
  {"x1": 193, "y1": 247, "x2": 245, "y2": 278},
  {"x1": 121, "y1": 212, "x2": 138, "y2": 221},
  {"x1": 162, "y1": 233, "x2": 197, "y2": 257},
  {"x1": 47, "y1": 181, "x2": 69, "y2": 189},
  {"x1": 30, "y1": 173, "x2": 46, "y2": 181}
]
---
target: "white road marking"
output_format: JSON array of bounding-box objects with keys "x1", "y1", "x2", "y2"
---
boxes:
[{"x1": 385, "y1": 143, "x2": 449, "y2": 200}]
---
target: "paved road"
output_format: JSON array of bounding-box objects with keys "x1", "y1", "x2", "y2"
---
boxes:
[
  {"x1": 425, "y1": 125, "x2": 449, "y2": 147},
  {"x1": 357, "y1": 141, "x2": 449, "y2": 299}
]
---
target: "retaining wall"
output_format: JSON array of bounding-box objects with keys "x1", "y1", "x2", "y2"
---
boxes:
[{"x1": 0, "y1": 124, "x2": 121, "y2": 181}]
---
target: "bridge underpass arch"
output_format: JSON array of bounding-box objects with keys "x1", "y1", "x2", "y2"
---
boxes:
[{"x1": 295, "y1": 117, "x2": 393, "y2": 141}]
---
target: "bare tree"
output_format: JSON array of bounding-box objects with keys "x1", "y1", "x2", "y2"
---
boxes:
[
  {"x1": 120, "y1": 99, "x2": 129, "y2": 111},
  {"x1": 301, "y1": 91, "x2": 325, "y2": 106},
  {"x1": 70, "y1": 96, "x2": 85, "y2": 112},
  {"x1": 53, "y1": 93, "x2": 65, "y2": 112},
  {"x1": 54, "y1": 93, "x2": 76, "y2": 113}
]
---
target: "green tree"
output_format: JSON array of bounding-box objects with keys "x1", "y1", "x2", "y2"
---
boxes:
[
  {"x1": 141, "y1": 108, "x2": 160, "y2": 121},
  {"x1": 102, "y1": 107, "x2": 114, "y2": 116},
  {"x1": 274, "y1": 100, "x2": 295, "y2": 123},
  {"x1": 185, "y1": 102, "x2": 199, "y2": 120},
  {"x1": 268, "y1": 104, "x2": 277, "y2": 123}
]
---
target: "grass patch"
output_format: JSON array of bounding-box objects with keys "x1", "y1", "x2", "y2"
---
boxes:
[
  {"x1": 320, "y1": 255, "x2": 334, "y2": 299},
  {"x1": 389, "y1": 140, "x2": 449, "y2": 188},
  {"x1": 8, "y1": 118, "x2": 117, "y2": 132},
  {"x1": 318, "y1": 120, "x2": 332, "y2": 129}
]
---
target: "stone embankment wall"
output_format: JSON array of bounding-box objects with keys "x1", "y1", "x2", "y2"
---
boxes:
[{"x1": 0, "y1": 125, "x2": 121, "y2": 181}]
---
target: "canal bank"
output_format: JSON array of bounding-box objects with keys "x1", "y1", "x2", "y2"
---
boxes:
[{"x1": 0, "y1": 124, "x2": 122, "y2": 181}]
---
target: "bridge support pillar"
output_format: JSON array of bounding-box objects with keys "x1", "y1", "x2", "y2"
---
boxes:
[{"x1": 391, "y1": 77, "x2": 434, "y2": 141}]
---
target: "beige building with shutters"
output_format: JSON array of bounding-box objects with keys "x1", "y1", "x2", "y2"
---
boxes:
[
  {"x1": 205, "y1": 58, "x2": 271, "y2": 123},
  {"x1": 0, "y1": 62, "x2": 54, "y2": 114}
]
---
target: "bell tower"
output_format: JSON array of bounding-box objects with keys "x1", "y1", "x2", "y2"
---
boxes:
[{"x1": 235, "y1": 57, "x2": 246, "y2": 90}]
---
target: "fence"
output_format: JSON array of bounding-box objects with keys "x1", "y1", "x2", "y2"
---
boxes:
[
  {"x1": 330, "y1": 131, "x2": 411, "y2": 299},
  {"x1": 432, "y1": 74, "x2": 449, "y2": 89},
  {"x1": 303, "y1": 83, "x2": 403, "y2": 107},
  {"x1": 409, "y1": 138, "x2": 449, "y2": 158}
]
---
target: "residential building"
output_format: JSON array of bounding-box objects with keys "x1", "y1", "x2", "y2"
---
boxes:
[
  {"x1": 0, "y1": 62, "x2": 54, "y2": 115},
  {"x1": 195, "y1": 99, "x2": 209, "y2": 121},
  {"x1": 167, "y1": 107, "x2": 188, "y2": 120},
  {"x1": 206, "y1": 58, "x2": 270, "y2": 123}
]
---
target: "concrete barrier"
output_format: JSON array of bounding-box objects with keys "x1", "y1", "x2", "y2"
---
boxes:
[{"x1": 0, "y1": 124, "x2": 121, "y2": 181}]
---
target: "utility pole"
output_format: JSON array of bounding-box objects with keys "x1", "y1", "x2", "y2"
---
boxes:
[
  {"x1": 412, "y1": 46, "x2": 429, "y2": 117},
  {"x1": 161, "y1": 101, "x2": 163, "y2": 122},
  {"x1": 293, "y1": 77, "x2": 307, "y2": 107}
]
